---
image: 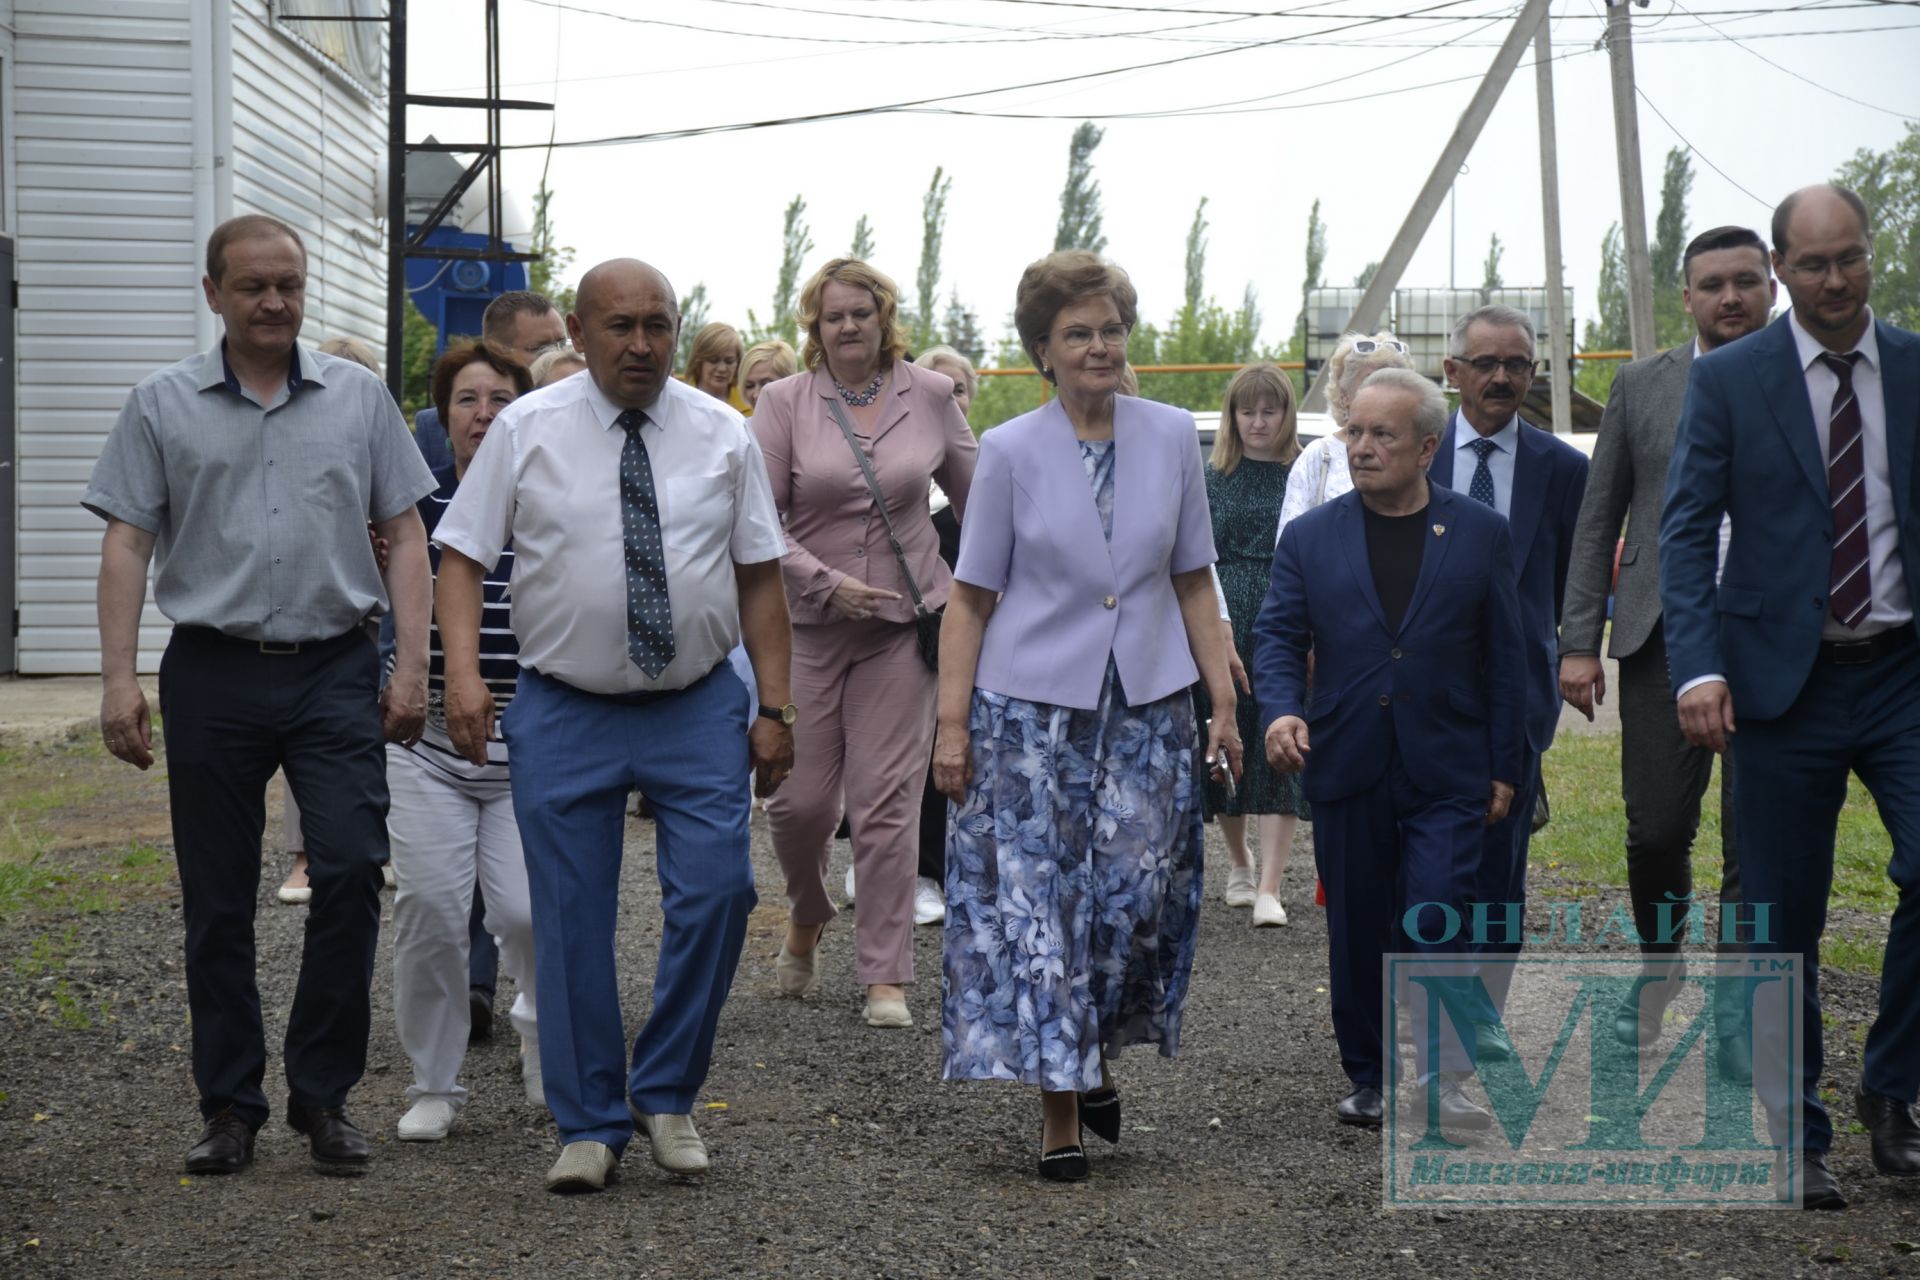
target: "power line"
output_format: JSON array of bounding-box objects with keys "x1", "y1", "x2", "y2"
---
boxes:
[
  {"x1": 1633, "y1": 86, "x2": 1772, "y2": 207},
  {"x1": 1669, "y1": 0, "x2": 1920, "y2": 118}
]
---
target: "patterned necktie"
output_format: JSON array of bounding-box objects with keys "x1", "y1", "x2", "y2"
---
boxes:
[
  {"x1": 617, "y1": 409, "x2": 675, "y2": 677},
  {"x1": 1822, "y1": 351, "x2": 1871, "y2": 630},
  {"x1": 1467, "y1": 437, "x2": 1499, "y2": 509}
]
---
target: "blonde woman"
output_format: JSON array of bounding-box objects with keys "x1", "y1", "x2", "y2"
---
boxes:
[
  {"x1": 527, "y1": 343, "x2": 585, "y2": 388},
  {"x1": 682, "y1": 321, "x2": 749, "y2": 412},
  {"x1": 752, "y1": 259, "x2": 977, "y2": 1028},
  {"x1": 740, "y1": 339, "x2": 798, "y2": 413},
  {"x1": 1203, "y1": 364, "x2": 1307, "y2": 927},
  {"x1": 1275, "y1": 333, "x2": 1414, "y2": 538}
]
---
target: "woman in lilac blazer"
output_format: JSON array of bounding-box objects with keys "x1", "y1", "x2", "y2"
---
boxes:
[
  {"x1": 753, "y1": 258, "x2": 977, "y2": 1032},
  {"x1": 931, "y1": 251, "x2": 1242, "y2": 1183}
]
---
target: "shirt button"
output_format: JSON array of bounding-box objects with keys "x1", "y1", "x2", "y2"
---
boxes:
[
  {"x1": 271, "y1": 507, "x2": 279, "y2": 514},
  {"x1": 1391, "y1": 647, "x2": 1403, "y2": 659},
  {"x1": 1379, "y1": 694, "x2": 1391, "y2": 707},
  {"x1": 1103, "y1": 595, "x2": 1117, "y2": 609},
  {"x1": 274, "y1": 557, "x2": 281, "y2": 564}
]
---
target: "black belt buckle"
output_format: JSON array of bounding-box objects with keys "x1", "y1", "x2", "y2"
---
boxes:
[
  {"x1": 1827, "y1": 638, "x2": 1874, "y2": 666},
  {"x1": 259, "y1": 640, "x2": 301, "y2": 655}
]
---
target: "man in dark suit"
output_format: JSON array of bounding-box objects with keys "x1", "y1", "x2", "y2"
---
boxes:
[
  {"x1": 1256, "y1": 368, "x2": 1525, "y2": 1130},
  {"x1": 1560, "y1": 227, "x2": 1776, "y2": 1078},
  {"x1": 1662, "y1": 184, "x2": 1920, "y2": 1210},
  {"x1": 1429, "y1": 305, "x2": 1589, "y2": 1059}
]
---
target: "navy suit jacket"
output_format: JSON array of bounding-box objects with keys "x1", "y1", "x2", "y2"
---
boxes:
[
  {"x1": 1659, "y1": 313, "x2": 1920, "y2": 719},
  {"x1": 1430, "y1": 413, "x2": 1588, "y2": 755},
  {"x1": 1252, "y1": 486, "x2": 1526, "y2": 804}
]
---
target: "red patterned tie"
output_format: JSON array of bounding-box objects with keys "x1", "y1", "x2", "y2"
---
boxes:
[{"x1": 1821, "y1": 351, "x2": 1870, "y2": 630}]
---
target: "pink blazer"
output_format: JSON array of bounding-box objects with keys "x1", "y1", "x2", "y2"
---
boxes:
[{"x1": 752, "y1": 359, "x2": 977, "y2": 627}]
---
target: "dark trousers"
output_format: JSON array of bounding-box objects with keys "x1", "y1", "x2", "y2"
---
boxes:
[
  {"x1": 1617, "y1": 624, "x2": 1743, "y2": 959},
  {"x1": 916, "y1": 758, "x2": 945, "y2": 882},
  {"x1": 1313, "y1": 750, "x2": 1486, "y2": 1089},
  {"x1": 1465, "y1": 749, "x2": 1541, "y2": 1020},
  {"x1": 468, "y1": 888, "x2": 498, "y2": 996},
  {"x1": 158, "y1": 627, "x2": 389, "y2": 1129},
  {"x1": 1732, "y1": 633, "x2": 1920, "y2": 1152}
]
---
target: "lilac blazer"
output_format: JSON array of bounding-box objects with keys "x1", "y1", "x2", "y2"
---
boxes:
[{"x1": 955, "y1": 395, "x2": 1217, "y2": 711}]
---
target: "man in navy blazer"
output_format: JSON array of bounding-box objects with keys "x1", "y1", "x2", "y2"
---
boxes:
[
  {"x1": 1661, "y1": 184, "x2": 1920, "y2": 1210},
  {"x1": 1256, "y1": 368, "x2": 1525, "y2": 1130},
  {"x1": 1430, "y1": 305, "x2": 1589, "y2": 1058}
]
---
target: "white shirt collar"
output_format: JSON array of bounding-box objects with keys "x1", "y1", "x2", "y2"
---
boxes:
[
  {"x1": 1455, "y1": 411, "x2": 1520, "y2": 454},
  {"x1": 1789, "y1": 305, "x2": 1879, "y2": 374},
  {"x1": 582, "y1": 369, "x2": 684, "y2": 432}
]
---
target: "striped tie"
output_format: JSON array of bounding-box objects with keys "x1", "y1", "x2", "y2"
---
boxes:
[{"x1": 1821, "y1": 351, "x2": 1870, "y2": 631}]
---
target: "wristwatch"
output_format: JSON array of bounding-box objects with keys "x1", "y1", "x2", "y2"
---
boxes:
[{"x1": 758, "y1": 702, "x2": 798, "y2": 726}]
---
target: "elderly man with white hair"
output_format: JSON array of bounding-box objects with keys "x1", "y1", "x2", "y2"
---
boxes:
[{"x1": 1252, "y1": 368, "x2": 1525, "y2": 1131}]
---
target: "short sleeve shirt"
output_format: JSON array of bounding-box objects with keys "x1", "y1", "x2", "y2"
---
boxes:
[
  {"x1": 433, "y1": 371, "x2": 787, "y2": 695},
  {"x1": 82, "y1": 342, "x2": 438, "y2": 644}
]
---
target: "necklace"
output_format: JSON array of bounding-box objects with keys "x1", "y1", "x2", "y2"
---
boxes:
[{"x1": 833, "y1": 371, "x2": 885, "y2": 407}]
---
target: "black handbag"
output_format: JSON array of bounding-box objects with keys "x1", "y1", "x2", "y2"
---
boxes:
[{"x1": 825, "y1": 396, "x2": 942, "y2": 671}]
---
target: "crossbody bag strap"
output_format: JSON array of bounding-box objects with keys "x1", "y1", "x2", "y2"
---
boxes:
[{"x1": 824, "y1": 395, "x2": 931, "y2": 616}]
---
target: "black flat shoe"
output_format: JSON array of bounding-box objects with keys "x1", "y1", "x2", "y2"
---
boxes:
[
  {"x1": 185, "y1": 1109, "x2": 255, "y2": 1175},
  {"x1": 287, "y1": 1100, "x2": 371, "y2": 1176},
  {"x1": 1335, "y1": 1086, "x2": 1384, "y2": 1128},
  {"x1": 1858, "y1": 1087, "x2": 1920, "y2": 1176},
  {"x1": 1080, "y1": 1088, "x2": 1122, "y2": 1145},
  {"x1": 1777, "y1": 1151, "x2": 1847, "y2": 1210},
  {"x1": 1039, "y1": 1143, "x2": 1089, "y2": 1182}
]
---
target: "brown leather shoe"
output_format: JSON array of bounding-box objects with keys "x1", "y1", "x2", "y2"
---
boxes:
[
  {"x1": 185, "y1": 1109, "x2": 256, "y2": 1175},
  {"x1": 286, "y1": 1100, "x2": 371, "y2": 1176}
]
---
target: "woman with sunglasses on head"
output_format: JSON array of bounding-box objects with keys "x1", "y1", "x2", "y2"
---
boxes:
[{"x1": 934, "y1": 251, "x2": 1240, "y2": 1183}]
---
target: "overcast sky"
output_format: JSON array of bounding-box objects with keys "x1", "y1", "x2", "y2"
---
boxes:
[{"x1": 406, "y1": 0, "x2": 1919, "y2": 355}]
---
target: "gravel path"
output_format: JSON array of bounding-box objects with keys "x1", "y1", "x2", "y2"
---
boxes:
[{"x1": 2, "y1": 758, "x2": 1917, "y2": 1279}]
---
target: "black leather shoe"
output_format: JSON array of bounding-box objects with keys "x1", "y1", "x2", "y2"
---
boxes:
[
  {"x1": 469, "y1": 988, "x2": 495, "y2": 1044},
  {"x1": 1857, "y1": 1087, "x2": 1920, "y2": 1176},
  {"x1": 1611, "y1": 962, "x2": 1687, "y2": 1049},
  {"x1": 1472, "y1": 1020, "x2": 1516, "y2": 1063},
  {"x1": 1335, "y1": 1087, "x2": 1384, "y2": 1127},
  {"x1": 1410, "y1": 1078, "x2": 1492, "y2": 1131},
  {"x1": 184, "y1": 1109, "x2": 255, "y2": 1175},
  {"x1": 286, "y1": 1101, "x2": 371, "y2": 1176},
  {"x1": 1777, "y1": 1151, "x2": 1847, "y2": 1210},
  {"x1": 1715, "y1": 1033, "x2": 1753, "y2": 1086},
  {"x1": 1039, "y1": 1143, "x2": 1089, "y2": 1182},
  {"x1": 1079, "y1": 1088, "x2": 1121, "y2": 1145}
]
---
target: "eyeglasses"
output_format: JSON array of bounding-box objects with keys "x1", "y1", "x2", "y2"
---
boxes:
[
  {"x1": 1781, "y1": 251, "x2": 1872, "y2": 281},
  {"x1": 1349, "y1": 338, "x2": 1409, "y2": 356},
  {"x1": 1052, "y1": 324, "x2": 1130, "y2": 350},
  {"x1": 1459, "y1": 356, "x2": 1538, "y2": 378}
]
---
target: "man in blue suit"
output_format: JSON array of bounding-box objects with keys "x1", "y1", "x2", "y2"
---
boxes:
[
  {"x1": 1430, "y1": 305, "x2": 1589, "y2": 1059},
  {"x1": 1662, "y1": 184, "x2": 1920, "y2": 1210},
  {"x1": 1256, "y1": 368, "x2": 1525, "y2": 1130}
]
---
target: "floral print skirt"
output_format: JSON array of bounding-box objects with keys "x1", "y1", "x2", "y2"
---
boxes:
[{"x1": 941, "y1": 662, "x2": 1204, "y2": 1092}]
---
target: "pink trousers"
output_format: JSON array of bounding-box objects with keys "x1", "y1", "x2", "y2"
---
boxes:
[{"x1": 766, "y1": 617, "x2": 935, "y2": 986}]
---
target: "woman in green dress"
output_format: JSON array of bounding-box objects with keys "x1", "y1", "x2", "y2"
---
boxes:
[{"x1": 1203, "y1": 363, "x2": 1307, "y2": 927}]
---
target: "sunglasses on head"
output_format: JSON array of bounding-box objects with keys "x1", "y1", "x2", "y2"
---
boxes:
[{"x1": 1349, "y1": 339, "x2": 1409, "y2": 356}]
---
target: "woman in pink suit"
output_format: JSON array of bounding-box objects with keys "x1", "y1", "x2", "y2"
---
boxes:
[{"x1": 752, "y1": 258, "x2": 977, "y2": 1029}]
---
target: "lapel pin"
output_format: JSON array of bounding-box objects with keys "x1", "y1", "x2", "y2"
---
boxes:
[{"x1": 1432, "y1": 524, "x2": 1446, "y2": 536}]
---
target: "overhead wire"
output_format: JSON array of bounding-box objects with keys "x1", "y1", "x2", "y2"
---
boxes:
[
  {"x1": 1633, "y1": 87, "x2": 1772, "y2": 207},
  {"x1": 1668, "y1": 0, "x2": 1920, "y2": 117}
]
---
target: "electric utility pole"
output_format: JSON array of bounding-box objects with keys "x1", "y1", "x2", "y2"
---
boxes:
[{"x1": 1605, "y1": 0, "x2": 1658, "y2": 358}]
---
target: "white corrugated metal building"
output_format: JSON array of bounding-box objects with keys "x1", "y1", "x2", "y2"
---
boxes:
[{"x1": 4, "y1": 0, "x2": 388, "y2": 674}]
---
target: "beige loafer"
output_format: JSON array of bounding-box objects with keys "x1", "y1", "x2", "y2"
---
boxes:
[
  {"x1": 863, "y1": 997, "x2": 912, "y2": 1029},
  {"x1": 776, "y1": 939, "x2": 820, "y2": 998},
  {"x1": 1252, "y1": 894, "x2": 1289, "y2": 927},
  {"x1": 632, "y1": 1108, "x2": 710, "y2": 1174},
  {"x1": 545, "y1": 1140, "x2": 618, "y2": 1193},
  {"x1": 1223, "y1": 866, "x2": 1257, "y2": 907}
]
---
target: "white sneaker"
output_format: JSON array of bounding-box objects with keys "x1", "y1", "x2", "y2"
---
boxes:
[
  {"x1": 843, "y1": 864, "x2": 856, "y2": 905},
  {"x1": 1252, "y1": 893, "x2": 1289, "y2": 927},
  {"x1": 1224, "y1": 866, "x2": 1257, "y2": 907},
  {"x1": 397, "y1": 1097, "x2": 457, "y2": 1141},
  {"x1": 913, "y1": 875, "x2": 945, "y2": 926},
  {"x1": 520, "y1": 1035, "x2": 545, "y2": 1107},
  {"x1": 632, "y1": 1108, "x2": 710, "y2": 1174}
]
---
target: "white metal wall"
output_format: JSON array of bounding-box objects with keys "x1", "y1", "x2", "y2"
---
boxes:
[{"x1": 12, "y1": 0, "x2": 387, "y2": 674}]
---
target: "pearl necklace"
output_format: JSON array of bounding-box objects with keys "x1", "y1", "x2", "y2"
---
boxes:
[{"x1": 833, "y1": 371, "x2": 885, "y2": 407}]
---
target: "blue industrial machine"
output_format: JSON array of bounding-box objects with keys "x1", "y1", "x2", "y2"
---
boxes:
[{"x1": 404, "y1": 224, "x2": 529, "y2": 354}]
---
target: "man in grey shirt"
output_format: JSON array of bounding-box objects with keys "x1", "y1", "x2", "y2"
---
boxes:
[{"x1": 84, "y1": 213, "x2": 437, "y2": 1178}]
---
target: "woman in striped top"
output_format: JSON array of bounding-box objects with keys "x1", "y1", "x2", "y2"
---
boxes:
[{"x1": 390, "y1": 341, "x2": 538, "y2": 1143}]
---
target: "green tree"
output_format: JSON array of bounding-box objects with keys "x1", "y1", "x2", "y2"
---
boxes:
[
  {"x1": 400, "y1": 297, "x2": 438, "y2": 420},
  {"x1": 527, "y1": 180, "x2": 577, "y2": 314},
  {"x1": 915, "y1": 167, "x2": 952, "y2": 350},
  {"x1": 675, "y1": 282, "x2": 711, "y2": 371},
  {"x1": 1482, "y1": 232, "x2": 1505, "y2": 290},
  {"x1": 770, "y1": 195, "x2": 813, "y2": 346},
  {"x1": 1835, "y1": 121, "x2": 1920, "y2": 330},
  {"x1": 940, "y1": 291, "x2": 985, "y2": 365},
  {"x1": 966, "y1": 324, "x2": 1043, "y2": 431},
  {"x1": 1578, "y1": 222, "x2": 1630, "y2": 403},
  {"x1": 1353, "y1": 261, "x2": 1380, "y2": 290},
  {"x1": 1184, "y1": 198, "x2": 1210, "y2": 314},
  {"x1": 1053, "y1": 122, "x2": 1107, "y2": 253},
  {"x1": 1295, "y1": 198, "x2": 1326, "y2": 353},
  {"x1": 1651, "y1": 146, "x2": 1695, "y2": 346},
  {"x1": 850, "y1": 214, "x2": 876, "y2": 262}
]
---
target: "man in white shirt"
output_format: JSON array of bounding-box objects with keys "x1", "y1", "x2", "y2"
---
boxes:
[
  {"x1": 1661, "y1": 185, "x2": 1920, "y2": 1210},
  {"x1": 434, "y1": 259, "x2": 795, "y2": 1194}
]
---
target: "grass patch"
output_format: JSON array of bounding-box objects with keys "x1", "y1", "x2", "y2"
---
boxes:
[
  {"x1": 7, "y1": 781, "x2": 101, "y2": 817},
  {"x1": 1822, "y1": 929, "x2": 1886, "y2": 977}
]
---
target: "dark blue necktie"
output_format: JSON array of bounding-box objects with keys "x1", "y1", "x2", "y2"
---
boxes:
[
  {"x1": 1467, "y1": 437, "x2": 1498, "y2": 509},
  {"x1": 618, "y1": 409, "x2": 675, "y2": 677}
]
